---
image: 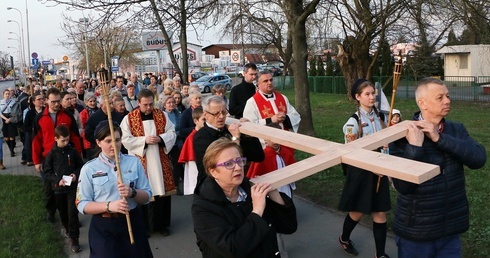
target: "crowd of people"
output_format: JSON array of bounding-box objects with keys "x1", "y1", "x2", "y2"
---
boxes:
[{"x1": 2, "y1": 65, "x2": 486, "y2": 257}]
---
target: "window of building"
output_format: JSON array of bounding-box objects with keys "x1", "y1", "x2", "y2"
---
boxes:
[{"x1": 460, "y1": 54, "x2": 468, "y2": 69}]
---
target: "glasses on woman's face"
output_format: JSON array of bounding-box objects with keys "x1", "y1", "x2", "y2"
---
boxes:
[{"x1": 215, "y1": 157, "x2": 247, "y2": 170}]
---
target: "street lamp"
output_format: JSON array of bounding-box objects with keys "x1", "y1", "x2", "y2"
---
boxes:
[
  {"x1": 7, "y1": 7, "x2": 28, "y2": 73},
  {"x1": 7, "y1": 20, "x2": 26, "y2": 72},
  {"x1": 79, "y1": 17, "x2": 90, "y2": 78}
]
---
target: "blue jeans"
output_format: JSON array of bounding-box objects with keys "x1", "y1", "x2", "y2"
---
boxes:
[{"x1": 396, "y1": 235, "x2": 461, "y2": 258}]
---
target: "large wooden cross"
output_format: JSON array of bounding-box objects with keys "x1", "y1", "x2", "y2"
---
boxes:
[{"x1": 225, "y1": 118, "x2": 440, "y2": 189}]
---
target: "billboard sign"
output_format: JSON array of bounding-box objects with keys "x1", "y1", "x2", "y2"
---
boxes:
[{"x1": 141, "y1": 31, "x2": 173, "y2": 51}]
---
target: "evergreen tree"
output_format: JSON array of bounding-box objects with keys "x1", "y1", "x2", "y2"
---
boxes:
[
  {"x1": 446, "y1": 29, "x2": 459, "y2": 46},
  {"x1": 326, "y1": 51, "x2": 334, "y2": 76},
  {"x1": 309, "y1": 56, "x2": 317, "y2": 76},
  {"x1": 317, "y1": 56, "x2": 326, "y2": 76},
  {"x1": 405, "y1": 43, "x2": 440, "y2": 79}
]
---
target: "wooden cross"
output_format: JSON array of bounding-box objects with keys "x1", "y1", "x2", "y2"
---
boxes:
[{"x1": 225, "y1": 118, "x2": 440, "y2": 190}]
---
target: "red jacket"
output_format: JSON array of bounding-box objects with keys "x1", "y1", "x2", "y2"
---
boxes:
[{"x1": 32, "y1": 107, "x2": 83, "y2": 165}]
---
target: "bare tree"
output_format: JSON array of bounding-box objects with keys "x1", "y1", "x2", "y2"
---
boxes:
[{"x1": 0, "y1": 53, "x2": 11, "y2": 78}]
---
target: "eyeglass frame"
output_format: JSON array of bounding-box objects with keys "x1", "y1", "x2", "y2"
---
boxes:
[
  {"x1": 215, "y1": 157, "x2": 247, "y2": 170},
  {"x1": 205, "y1": 109, "x2": 228, "y2": 117}
]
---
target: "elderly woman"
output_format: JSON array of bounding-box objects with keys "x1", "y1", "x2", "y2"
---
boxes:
[
  {"x1": 192, "y1": 138, "x2": 297, "y2": 257},
  {"x1": 179, "y1": 90, "x2": 201, "y2": 141}
]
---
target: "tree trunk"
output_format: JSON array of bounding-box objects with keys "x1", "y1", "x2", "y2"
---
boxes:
[{"x1": 291, "y1": 14, "x2": 314, "y2": 136}]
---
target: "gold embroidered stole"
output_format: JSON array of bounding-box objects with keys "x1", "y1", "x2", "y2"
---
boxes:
[{"x1": 128, "y1": 108, "x2": 176, "y2": 195}]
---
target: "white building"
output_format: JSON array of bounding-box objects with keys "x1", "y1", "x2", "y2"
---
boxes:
[{"x1": 436, "y1": 45, "x2": 490, "y2": 77}]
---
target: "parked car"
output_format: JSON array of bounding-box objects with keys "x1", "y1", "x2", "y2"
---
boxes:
[
  {"x1": 260, "y1": 65, "x2": 282, "y2": 76},
  {"x1": 190, "y1": 74, "x2": 233, "y2": 93},
  {"x1": 189, "y1": 72, "x2": 209, "y2": 82}
]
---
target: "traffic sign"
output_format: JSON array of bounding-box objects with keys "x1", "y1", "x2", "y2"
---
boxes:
[
  {"x1": 32, "y1": 52, "x2": 38, "y2": 59},
  {"x1": 231, "y1": 50, "x2": 241, "y2": 64},
  {"x1": 111, "y1": 56, "x2": 120, "y2": 72},
  {"x1": 42, "y1": 60, "x2": 51, "y2": 65},
  {"x1": 32, "y1": 58, "x2": 39, "y2": 66}
]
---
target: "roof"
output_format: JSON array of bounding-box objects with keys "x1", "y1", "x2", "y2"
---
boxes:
[
  {"x1": 202, "y1": 43, "x2": 272, "y2": 51},
  {"x1": 436, "y1": 44, "x2": 490, "y2": 54}
]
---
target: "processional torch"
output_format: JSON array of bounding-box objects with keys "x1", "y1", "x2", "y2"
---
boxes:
[{"x1": 99, "y1": 72, "x2": 135, "y2": 244}]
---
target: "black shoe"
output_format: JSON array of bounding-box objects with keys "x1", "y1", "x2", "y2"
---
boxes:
[
  {"x1": 46, "y1": 213, "x2": 55, "y2": 223},
  {"x1": 161, "y1": 227, "x2": 170, "y2": 236},
  {"x1": 70, "y1": 238, "x2": 81, "y2": 253},
  {"x1": 375, "y1": 255, "x2": 391, "y2": 258},
  {"x1": 21, "y1": 160, "x2": 27, "y2": 165},
  {"x1": 10, "y1": 152, "x2": 15, "y2": 157},
  {"x1": 339, "y1": 236, "x2": 358, "y2": 256}
]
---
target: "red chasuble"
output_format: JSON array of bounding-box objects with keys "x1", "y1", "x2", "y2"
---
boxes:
[{"x1": 252, "y1": 91, "x2": 288, "y2": 119}]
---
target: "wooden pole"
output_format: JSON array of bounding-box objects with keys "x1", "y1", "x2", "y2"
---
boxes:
[
  {"x1": 99, "y1": 72, "x2": 135, "y2": 244},
  {"x1": 377, "y1": 51, "x2": 403, "y2": 192}
]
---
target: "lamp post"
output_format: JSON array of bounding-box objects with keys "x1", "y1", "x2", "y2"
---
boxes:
[
  {"x1": 8, "y1": 31, "x2": 25, "y2": 74},
  {"x1": 7, "y1": 6, "x2": 28, "y2": 76},
  {"x1": 79, "y1": 17, "x2": 90, "y2": 78}
]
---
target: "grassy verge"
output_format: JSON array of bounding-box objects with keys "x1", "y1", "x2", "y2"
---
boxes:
[
  {"x1": 0, "y1": 175, "x2": 65, "y2": 258},
  {"x1": 282, "y1": 91, "x2": 490, "y2": 257}
]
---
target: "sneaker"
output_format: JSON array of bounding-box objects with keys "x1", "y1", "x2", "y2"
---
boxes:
[
  {"x1": 375, "y1": 255, "x2": 390, "y2": 258},
  {"x1": 26, "y1": 162, "x2": 34, "y2": 166},
  {"x1": 70, "y1": 238, "x2": 81, "y2": 253},
  {"x1": 21, "y1": 160, "x2": 27, "y2": 165},
  {"x1": 339, "y1": 236, "x2": 359, "y2": 256}
]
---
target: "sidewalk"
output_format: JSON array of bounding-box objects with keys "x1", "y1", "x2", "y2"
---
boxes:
[{"x1": 3, "y1": 142, "x2": 398, "y2": 257}]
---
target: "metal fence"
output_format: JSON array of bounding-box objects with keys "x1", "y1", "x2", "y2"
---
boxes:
[{"x1": 275, "y1": 75, "x2": 490, "y2": 102}]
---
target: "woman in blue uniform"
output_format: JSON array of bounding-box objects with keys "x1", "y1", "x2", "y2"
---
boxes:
[
  {"x1": 337, "y1": 79, "x2": 391, "y2": 258},
  {"x1": 0, "y1": 88, "x2": 21, "y2": 157},
  {"x1": 76, "y1": 121, "x2": 153, "y2": 258}
]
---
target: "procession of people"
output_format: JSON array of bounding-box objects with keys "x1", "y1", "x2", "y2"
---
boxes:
[{"x1": 2, "y1": 64, "x2": 486, "y2": 258}]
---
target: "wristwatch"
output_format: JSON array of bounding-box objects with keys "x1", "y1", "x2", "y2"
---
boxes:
[
  {"x1": 232, "y1": 136, "x2": 240, "y2": 141},
  {"x1": 130, "y1": 187, "x2": 137, "y2": 198}
]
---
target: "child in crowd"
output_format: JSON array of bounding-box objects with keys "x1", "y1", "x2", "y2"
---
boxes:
[
  {"x1": 178, "y1": 107, "x2": 205, "y2": 195},
  {"x1": 44, "y1": 125, "x2": 84, "y2": 253},
  {"x1": 390, "y1": 109, "x2": 402, "y2": 126},
  {"x1": 246, "y1": 123, "x2": 297, "y2": 257}
]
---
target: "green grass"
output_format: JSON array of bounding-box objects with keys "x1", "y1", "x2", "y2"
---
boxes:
[
  {"x1": 282, "y1": 90, "x2": 490, "y2": 257},
  {"x1": 0, "y1": 175, "x2": 65, "y2": 258}
]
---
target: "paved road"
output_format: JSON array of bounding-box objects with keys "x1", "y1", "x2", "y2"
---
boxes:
[{"x1": 1, "y1": 142, "x2": 398, "y2": 258}]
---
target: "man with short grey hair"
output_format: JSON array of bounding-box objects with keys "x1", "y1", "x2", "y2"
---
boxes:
[{"x1": 193, "y1": 95, "x2": 264, "y2": 190}]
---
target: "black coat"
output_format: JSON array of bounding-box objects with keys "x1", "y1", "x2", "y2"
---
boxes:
[
  {"x1": 192, "y1": 177, "x2": 297, "y2": 258},
  {"x1": 179, "y1": 107, "x2": 195, "y2": 141},
  {"x1": 44, "y1": 144, "x2": 84, "y2": 192},
  {"x1": 389, "y1": 113, "x2": 486, "y2": 242},
  {"x1": 229, "y1": 80, "x2": 256, "y2": 119},
  {"x1": 84, "y1": 109, "x2": 124, "y2": 148},
  {"x1": 194, "y1": 123, "x2": 264, "y2": 189}
]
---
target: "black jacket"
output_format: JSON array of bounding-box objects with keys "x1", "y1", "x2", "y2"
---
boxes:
[
  {"x1": 179, "y1": 107, "x2": 195, "y2": 141},
  {"x1": 84, "y1": 109, "x2": 124, "y2": 148},
  {"x1": 389, "y1": 113, "x2": 486, "y2": 242},
  {"x1": 194, "y1": 123, "x2": 264, "y2": 189},
  {"x1": 44, "y1": 144, "x2": 84, "y2": 192},
  {"x1": 229, "y1": 79, "x2": 256, "y2": 119},
  {"x1": 192, "y1": 177, "x2": 297, "y2": 258}
]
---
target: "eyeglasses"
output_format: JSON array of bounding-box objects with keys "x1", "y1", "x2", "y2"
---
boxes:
[
  {"x1": 215, "y1": 157, "x2": 247, "y2": 170},
  {"x1": 206, "y1": 110, "x2": 228, "y2": 117}
]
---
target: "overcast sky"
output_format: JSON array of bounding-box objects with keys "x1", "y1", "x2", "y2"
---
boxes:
[{"x1": 1, "y1": 1, "x2": 221, "y2": 65}]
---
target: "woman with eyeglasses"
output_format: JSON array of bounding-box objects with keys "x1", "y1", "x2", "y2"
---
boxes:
[
  {"x1": 192, "y1": 138, "x2": 297, "y2": 258},
  {"x1": 23, "y1": 93, "x2": 45, "y2": 167}
]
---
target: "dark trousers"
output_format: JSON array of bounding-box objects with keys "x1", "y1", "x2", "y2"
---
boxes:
[
  {"x1": 89, "y1": 207, "x2": 153, "y2": 258},
  {"x1": 141, "y1": 195, "x2": 171, "y2": 233},
  {"x1": 40, "y1": 171, "x2": 57, "y2": 216},
  {"x1": 169, "y1": 146, "x2": 184, "y2": 187},
  {"x1": 55, "y1": 190, "x2": 80, "y2": 238},
  {"x1": 22, "y1": 132, "x2": 33, "y2": 162}
]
